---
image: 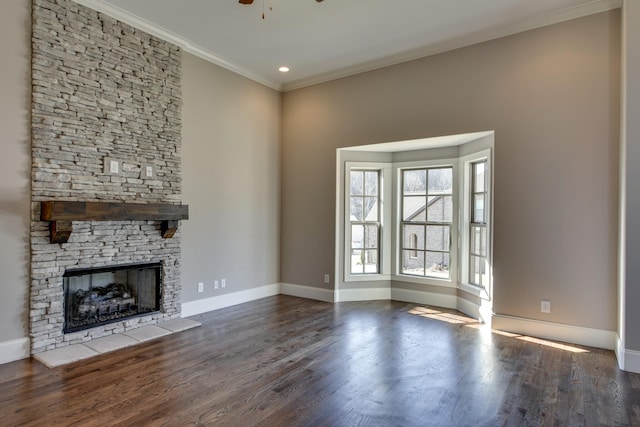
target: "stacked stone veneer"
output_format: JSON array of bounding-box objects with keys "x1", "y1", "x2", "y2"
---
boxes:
[{"x1": 30, "y1": 0, "x2": 183, "y2": 354}]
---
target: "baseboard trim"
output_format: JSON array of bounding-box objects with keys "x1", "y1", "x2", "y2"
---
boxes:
[
  {"x1": 0, "y1": 337, "x2": 30, "y2": 364},
  {"x1": 338, "y1": 287, "x2": 391, "y2": 302},
  {"x1": 181, "y1": 284, "x2": 280, "y2": 317},
  {"x1": 280, "y1": 283, "x2": 335, "y2": 303},
  {"x1": 492, "y1": 314, "x2": 616, "y2": 350},
  {"x1": 615, "y1": 335, "x2": 640, "y2": 373},
  {"x1": 390, "y1": 288, "x2": 457, "y2": 309},
  {"x1": 456, "y1": 297, "x2": 481, "y2": 320},
  {"x1": 616, "y1": 335, "x2": 624, "y2": 370}
]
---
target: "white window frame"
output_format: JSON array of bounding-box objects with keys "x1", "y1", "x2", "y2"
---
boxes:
[
  {"x1": 344, "y1": 162, "x2": 392, "y2": 282},
  {"x1": 458, "y1": 149, "x2": 492, "y2": 299},
  {"x1": 392, "y1": 159, "x2": 459, "y2": 287}
]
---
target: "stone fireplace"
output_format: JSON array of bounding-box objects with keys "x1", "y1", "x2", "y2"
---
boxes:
[{"x1": 30, "y1": 0, "x2": 185, "y2": 354}]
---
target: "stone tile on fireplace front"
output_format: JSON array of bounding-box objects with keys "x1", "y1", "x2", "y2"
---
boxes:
[
  {"x1": 33, "y1": 344, "x2": 99, "y2": 368},
  {"x1": 83, "y1": 334, "x2": 138, "y2": 354}
]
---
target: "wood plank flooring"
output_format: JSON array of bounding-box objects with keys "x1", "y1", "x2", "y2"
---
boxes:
[{"x1": 1, "y1": 296, "x2": 638, "y2": 426}]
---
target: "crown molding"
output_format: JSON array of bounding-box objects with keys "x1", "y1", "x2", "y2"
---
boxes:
[
  {"x1": 70, "y1": 0, "x2": 283, "y2": 91},
  {"x1": 71, "y1": 0, "x2": 620, "y2": 93},
  {"x1": 282, "y1": 0, "x2": 622, "y2": 91}
]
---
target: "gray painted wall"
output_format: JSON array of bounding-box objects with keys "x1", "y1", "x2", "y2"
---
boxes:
[
  {"x1": 281, "y1": 11, "x2": 621, "y2": 331},
  {"x1": 181, "y1": 53, "x2": 281, "y2": 302},
  {"x1": 0, "y1": 0, "x2": 31, "y2": 344}
]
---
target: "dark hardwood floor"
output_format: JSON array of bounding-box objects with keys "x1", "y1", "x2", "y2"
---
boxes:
[{"x1": 1, "y1": 295, "x2": 638, "y2": 426}]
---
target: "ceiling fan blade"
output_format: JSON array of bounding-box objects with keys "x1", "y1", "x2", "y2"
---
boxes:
[{"x1": 239, "y1": 0, "x2": 254, "y2": 4}]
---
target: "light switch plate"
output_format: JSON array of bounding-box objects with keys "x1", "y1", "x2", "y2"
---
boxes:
[
  {"x1": 103, "y1": 157, "x2": 120, "y2": 175},
  {"x1": 140, "y1": 163, "x2": 154, "y2": 179}
]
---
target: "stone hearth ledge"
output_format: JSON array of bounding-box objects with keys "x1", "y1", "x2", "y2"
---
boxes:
[{"x1": 33, "y1": 318, "x2": 201, "y2": 368}]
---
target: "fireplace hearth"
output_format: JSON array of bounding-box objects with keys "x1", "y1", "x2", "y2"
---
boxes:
[{"x1": 63, "y1": 263, "x2": 162, "y2": 333}]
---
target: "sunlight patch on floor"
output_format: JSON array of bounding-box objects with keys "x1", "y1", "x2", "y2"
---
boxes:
[
  {"x1": 409, "y1": 306, "x2": 589, "y2": 353},
  {"x1": 464, "y1": 323, "x2": 589, "y2": 353},
  {"x1": 515, "y1": 335, "x2": 589, "y2": 353},
  {"x1": 408, "y1": 306, "x2": 478, "y2": 324}
]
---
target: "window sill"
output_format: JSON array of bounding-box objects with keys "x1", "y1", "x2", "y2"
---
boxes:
[
  {"x1": 392, "y1": 274, "x2": 456, "y2": 288},
  {"x1": 344, "y1": 273, "x2": 391, "y2": 283}
]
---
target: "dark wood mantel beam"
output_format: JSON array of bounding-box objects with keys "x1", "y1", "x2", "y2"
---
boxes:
[{"x1": 41, "y1": 201, "x2": 189, "y2": 244}]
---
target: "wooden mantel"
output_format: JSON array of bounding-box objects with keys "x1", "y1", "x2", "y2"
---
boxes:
[{"x1": 41, "y1": 201, "x2": 189, "y2": 243}]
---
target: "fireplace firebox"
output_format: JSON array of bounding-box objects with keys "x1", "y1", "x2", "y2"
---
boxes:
[{"x1": 63, "y1": 263, "x2": 162, "y2": 333}]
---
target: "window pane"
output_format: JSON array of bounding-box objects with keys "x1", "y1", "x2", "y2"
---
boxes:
[
  {"x1": 364, "y1": 171, "x2": 378, "y2": 196},
  {"x1": 350, "y1": 197, "x2": 363, "y2": 221},
  {"x1": 474, "y1": 162, "x2": 485, "y2": 193},
  {"x1": 403, "y1": 196, "x2": 426, "y2": 221},
  {"x1": 351, "y1": 250, "x2": 364, "y2": 274},
  {"x1": 402, "y1": 250, "x2": 425, "y2": 276},
  {"x1": 427, "y1": 195, "x2": 453, "y2": 223},
  {"x1": 470, "y1": 254, "x2": 488, "y2": 287},
  {"x1": 470, "y1": 226, "x2": 480, "y2": 255},
  {"x1": 426, "y1": 225, "x2": 450, "y2": 251},
  {"x1": 403, "y1": 224, "x2": 425, "y2": 250},
  {"x1": 403, "y1": 169, "x2": 426, "y2": 194},
  {"x1": 426, "y1": 252, "x2": 450, "y2": 278},
  {"x1": 470, "y1": 255, "x2": 481, "y2": 285},
  {"x1": 364, "y1": 225, "x2": 378, "y2": 249},
  {"x1": 473, "y1": 194, "x2": 485, "y2": 223},
  {"x1": 350, "y1": 171, "x2": 363, "y2": 196},
  {"x1": 428, "y1": 168, "x2": 452, "y2": 194},
  {"x1": 481, "y1": 257, "x2": 489, "y2": 288},
  {"x1": 364, "y1": 197, "x2": 378, "y2": 221},
  {"x1": 364, "y1": 250, "x2": 379, "y2": 273},
  {"x1": 471, "y1": 226, "x2": 487, "y2": 257},
  {"x1": 351, "y1": 224, "x2": 364, "y2": 248}
]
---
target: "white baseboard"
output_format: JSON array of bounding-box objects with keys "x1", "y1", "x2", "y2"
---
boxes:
[
  {"x1": 390, "y1": 287, "x2": 457, "y2": 309},
  {"x1": 181, "y1": 284, "x2": 280, "y2": 317},
  {"x1": 616, "y1": 335, "x2": 624, "y2": 370},
  {"x1": 615, "y1": 335, "x2": 640, "y2": 373},
  {"x1": 492, "y1": 314, "x2": 616, "y2": 350},
  {"x1": 280, "y1": 283, "x2": 335, "y2": 303},
  {"x1": 338, "y1": 287, "x2": 391, "y2": 302},
  {"x1": 456, "y1": 297, "x2": 481, "y2": 320},
  {"x1": 0, "y1": 337, "x2": 30, "y2": 365}
]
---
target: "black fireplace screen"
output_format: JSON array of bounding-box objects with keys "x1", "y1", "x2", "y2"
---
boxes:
[{"x1": 63, "y1": 262, "x2": 161, "y2": 333}]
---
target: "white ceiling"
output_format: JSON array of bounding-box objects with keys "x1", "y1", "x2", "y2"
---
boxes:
[{"x1": 73, "y1": 0, "x2": 620, "y2": 91}]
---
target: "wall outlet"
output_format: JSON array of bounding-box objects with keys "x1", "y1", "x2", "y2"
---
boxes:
[
  {"x1": 214, "y1": 280, "x2": 219, "y2": 289},
  {"x1": 541, "y1": 300, "x2": 551, "y2": 313},
  {"x1": 221, "y1": 278, "x2": 226, "y2": 288},
  {"x1": 197, "y1": 282, "x2": 204, "y2": 293},
  {"x1": 324, "y1": 274, "x2": 330, "y2": 284}
]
